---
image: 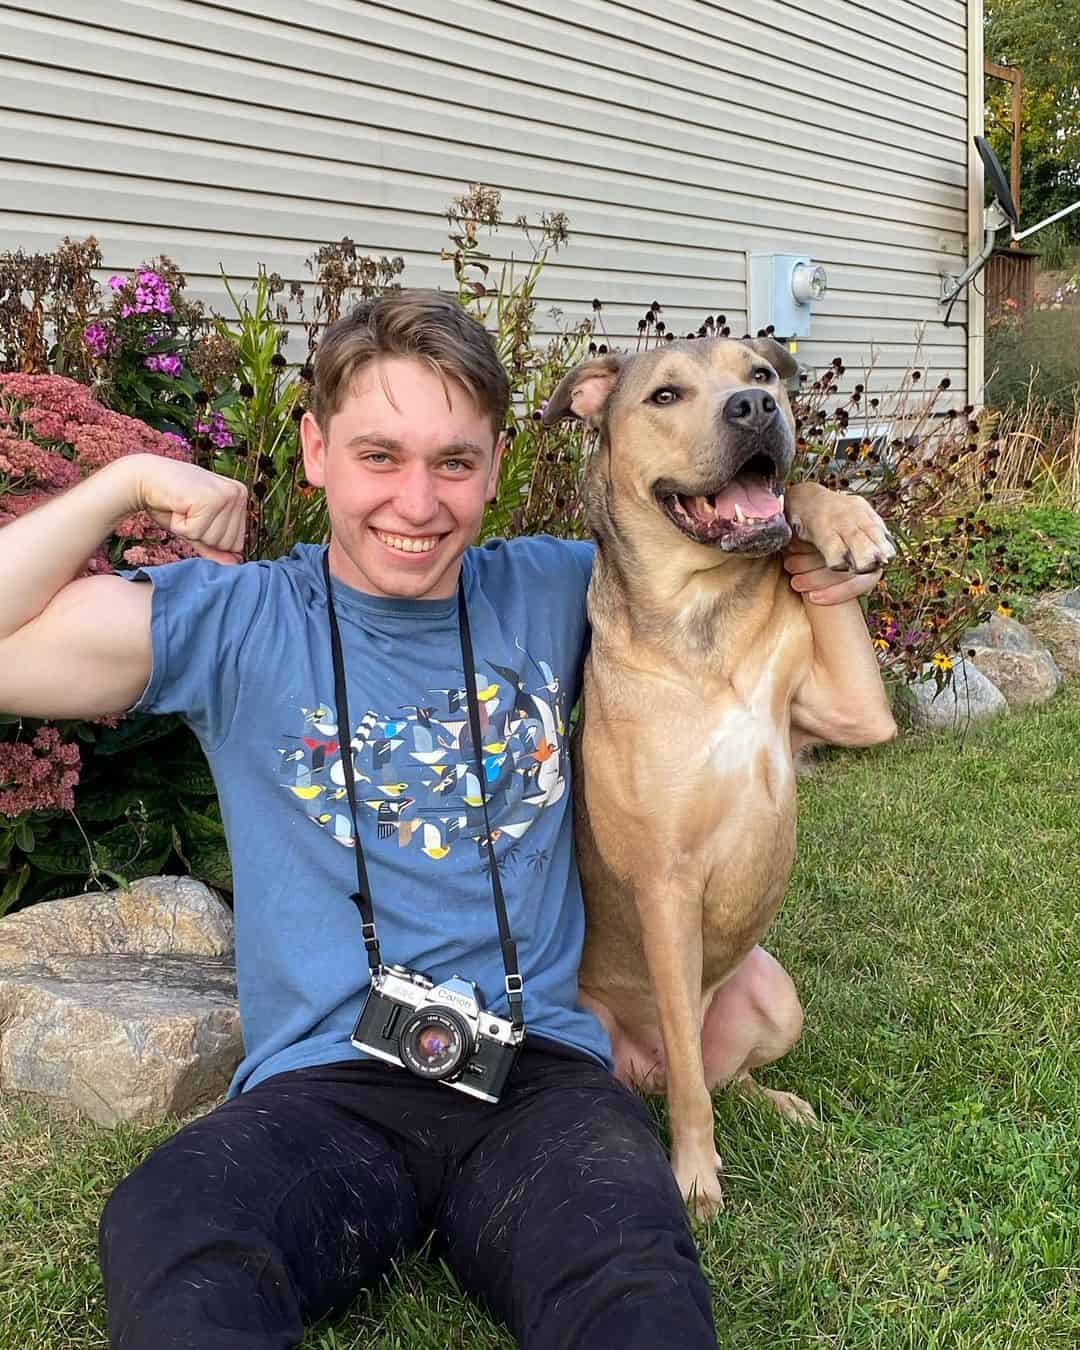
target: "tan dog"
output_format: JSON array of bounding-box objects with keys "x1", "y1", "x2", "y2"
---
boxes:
[{"x1": 543, "y1": 337, "x2": 896, "y2": 1216}]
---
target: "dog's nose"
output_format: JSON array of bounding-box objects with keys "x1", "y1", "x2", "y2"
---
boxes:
[{"x1": 722, "y1": 388, "x2": 777, "y2": 429}]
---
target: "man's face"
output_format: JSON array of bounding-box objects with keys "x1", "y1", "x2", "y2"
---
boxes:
[{"x1": 301, "y1": 356, "x2": 503, "y2": 600}]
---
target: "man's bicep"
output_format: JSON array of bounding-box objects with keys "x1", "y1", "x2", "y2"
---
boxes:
[{"x1": 0, "y1": 575, "x2": 153, "y2": 719}]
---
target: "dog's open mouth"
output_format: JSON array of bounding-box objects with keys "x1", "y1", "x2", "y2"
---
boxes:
[{"x1": 657, "y1": 453, "x2": 792, "y2": 554}]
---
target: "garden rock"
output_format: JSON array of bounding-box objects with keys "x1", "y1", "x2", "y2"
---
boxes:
[
  {"x1": 1025, "y1": 589, "x2": 1080, "y2": 679},
  {"x1": 0, "y1": 876, "x2": 241, "y2": 1125},
  {"x1": 902, "y1": 658, "x2": 1008, "y2": 731},
  {"x1": 960, "y1": 614, "x2": 1062, "y2": 709}
]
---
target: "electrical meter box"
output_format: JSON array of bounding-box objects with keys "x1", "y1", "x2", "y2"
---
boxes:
[{"x1": 747, "y1": 253, "x2": 827, "y2": 340}]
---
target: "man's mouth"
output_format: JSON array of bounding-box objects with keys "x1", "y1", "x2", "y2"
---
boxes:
[
  {"x1": 372, "y1": 528, "x2": 443, "y2": 555},
  {"x1": 656, "y1": 453, "x2": 791, "y2": 554}
]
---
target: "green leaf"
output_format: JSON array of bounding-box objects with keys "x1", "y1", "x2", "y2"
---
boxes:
[
  {"x1": 94, "y1": 820, "x2": 171, "y2": 874},
  {"x1": 14, "y1": 820, "x2": 35, "y2": 854},
  {"x1": 163, "y1": 755, "x2": 217, "y2": 798},
  {"x1": 178, "y1": 802, "x2": 226, "y2": 846},
  {"x1": 0, "y1": 713, "x2": 23, "y2": 725},
  {"x1": 26, "y1": 832, "x2": 91, "y2": 876},
  {"x1": 0, "y1": 864, "x2": 30, "y2": 918},
  {"x1": 0, "y1": 828, "x2": 14, "y2": 869},
  {"x1": 75, "y1": 786, "x2": 171, "y2": 824}
]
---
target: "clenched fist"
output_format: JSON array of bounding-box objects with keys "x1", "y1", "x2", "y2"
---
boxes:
[{"x1": 125, "y1": 454, "x2": 249, "y2": 565}]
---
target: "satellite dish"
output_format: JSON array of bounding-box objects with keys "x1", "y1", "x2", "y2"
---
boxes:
[{"x1": 974, "y1": 135, "x2": 1018, "y2": 227}]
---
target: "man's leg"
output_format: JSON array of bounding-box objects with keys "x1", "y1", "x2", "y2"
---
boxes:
[
  {"x1": 701, "y1": 945, "x2": 817, "y2": 1123},
  {"x1": 99, "y1": 1062, "x2": 426, "y2": 1350},
  {"x1": 433, "y1": 1043, "x2": 717, "y2": 1349}
]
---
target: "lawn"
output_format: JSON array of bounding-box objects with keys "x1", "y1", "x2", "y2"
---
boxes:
[{"x1": 1, "y1": 684, "x2": 1077, "y2": 1349}]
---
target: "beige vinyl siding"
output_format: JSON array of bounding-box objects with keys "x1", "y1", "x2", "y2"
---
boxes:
[{"x1": 0, "y1": 0, "x2": 978, "y2": 397}]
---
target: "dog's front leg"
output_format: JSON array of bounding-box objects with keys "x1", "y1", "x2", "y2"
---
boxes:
[{"x1": 637, "y1": 894, "x2": 722, "y2": 1219}]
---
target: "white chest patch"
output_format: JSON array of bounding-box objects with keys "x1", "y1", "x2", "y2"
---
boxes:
[{"x1": 705, "y1": 670, "x2": 791, "y2": 788}]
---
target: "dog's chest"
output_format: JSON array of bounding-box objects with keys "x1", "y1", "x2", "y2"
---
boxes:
[{"x1": 702, "y1": 670, "x2": 793, "y2": 800}]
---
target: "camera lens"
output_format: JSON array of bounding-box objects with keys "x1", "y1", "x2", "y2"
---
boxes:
[{"x1": 398, "y1": 1007, "x2": 471, "y2": 1081}]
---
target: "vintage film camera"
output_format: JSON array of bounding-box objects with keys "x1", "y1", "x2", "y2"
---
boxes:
[{"x1": 353, "y1": 963, "x2": 523, "y2": 1103}]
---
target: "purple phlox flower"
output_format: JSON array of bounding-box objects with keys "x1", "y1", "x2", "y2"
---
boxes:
[
  {"x1": 107, "y1": 274, "x2": 127, "y2": 291},
  {"x1": 82, "y1": 321, "x2": 114, "y2": 358},
  {"x1": 901, "y1": 628, "x2": 929, "y2": 646},
  {"x1": 193, "y1": 410, "x2": 235, "y2": 448},
  {"x1": 125, "y1": 270, "x2": 175, "y2": 317},
  {"x1": 163, "y1": 431, "x2": 192, "y2": 453},
  {"x1": 144, "y1": 353, "x2": 182, "y2": 377}
]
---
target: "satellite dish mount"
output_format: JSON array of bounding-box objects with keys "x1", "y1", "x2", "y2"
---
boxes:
[{"x1": 940, "y1": 136, "x2": 1080, "y2": 305}]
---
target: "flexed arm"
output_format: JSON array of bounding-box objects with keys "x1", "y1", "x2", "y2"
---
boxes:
[{"x1": 0, "y1": 454, "x2": 247, "y2": 719}]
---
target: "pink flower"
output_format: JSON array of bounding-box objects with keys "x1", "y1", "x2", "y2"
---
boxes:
[
  {"x1": 0, "y1": 433, "x2": 81, "y2": 489},
  {"x1": 108, "y1": 274, "x2": 127, "y2": 290},
  {"x1": 0, "y1": 725, "x2": 82, "y2": 817}
]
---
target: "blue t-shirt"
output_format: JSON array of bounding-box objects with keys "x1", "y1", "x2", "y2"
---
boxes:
[{"x1": 123, "y1": 537, "x2": 611, "y2": 1094}]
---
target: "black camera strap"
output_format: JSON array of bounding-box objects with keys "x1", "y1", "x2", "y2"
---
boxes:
[{"x1": 322, "y1": 547, "x2": 525, "y2": 1032}]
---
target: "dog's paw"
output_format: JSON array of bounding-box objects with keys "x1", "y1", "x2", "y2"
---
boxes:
[
  {"x1": 757, "y1": 1087, "x2": 819, "y2": 1127},
  {"x1": 673, "y1": 1151, "x2": 725, "y2": 1220},
  {"x1": 785, "y1": 482, "x2": 896, "y2": 574}
]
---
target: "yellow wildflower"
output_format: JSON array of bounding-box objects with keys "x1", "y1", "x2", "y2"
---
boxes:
[{"x1": 931, "y1": 652, "x2": 953, "y2": 672}]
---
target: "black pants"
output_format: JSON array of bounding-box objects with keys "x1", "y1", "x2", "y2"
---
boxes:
[{"x1": 99, "y1": 1039, "x2": 717, "y2": 1348}]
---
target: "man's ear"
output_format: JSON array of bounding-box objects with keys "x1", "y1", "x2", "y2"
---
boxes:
[
  {"x1": 300, "y1": 411, "x2": 326, "y2": 487},
  {"x1": 745, "y1": 336, "x2": 798, "y2": 381},
  {"x1": 542, "y1": 354, "x2": 623, "y2": 428}
]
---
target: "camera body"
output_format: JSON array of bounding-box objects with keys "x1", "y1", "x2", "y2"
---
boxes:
[{"x1": 352, "y1": 963, "x2": 522, "y2": 1103}]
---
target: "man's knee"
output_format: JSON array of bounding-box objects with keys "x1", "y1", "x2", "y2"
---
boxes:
[{"x1": 743, "y1": 945, "x2": 804, "y2": 1050}]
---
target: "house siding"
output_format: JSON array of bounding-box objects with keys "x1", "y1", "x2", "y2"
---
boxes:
[{"x1": 0, "y1": 0, "x2": 981, "y2": 396}]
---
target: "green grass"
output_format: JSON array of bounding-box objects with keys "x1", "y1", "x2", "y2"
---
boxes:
[{"x1": 2, "y1": 685, "x2": 1078, "y2": 1348}]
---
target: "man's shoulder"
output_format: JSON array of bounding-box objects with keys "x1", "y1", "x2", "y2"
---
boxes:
[{"x1": 469, "y1": 534, "x2": 594, "y2": 589}]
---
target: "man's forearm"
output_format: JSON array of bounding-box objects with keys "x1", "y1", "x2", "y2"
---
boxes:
[
  {"x1": 0, "y1": 456, "x2": 139, "y2": 641},
  {"x1": 797, "y1": 596, "x2": 896, "y2": 742}
]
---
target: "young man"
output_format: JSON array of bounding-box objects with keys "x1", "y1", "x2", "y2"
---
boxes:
[{"x1": 0, "y1": 291, "x2": 880, "y2": 1348}]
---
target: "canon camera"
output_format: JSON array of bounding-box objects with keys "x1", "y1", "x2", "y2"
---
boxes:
[{"x1": 352, "y1": 964, "x2": 522, "y2": 1103}]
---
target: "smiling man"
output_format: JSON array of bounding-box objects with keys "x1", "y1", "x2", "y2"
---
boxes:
[{"x1": 0, "y1": 290, "x2": 878, "y2": 1348}]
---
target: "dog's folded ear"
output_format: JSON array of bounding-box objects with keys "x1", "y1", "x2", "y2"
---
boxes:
[
  {"x1": 542, "y1": 354, "x2": 623, "y2": 428},
  {"x1": 745, "y1": 337, "x2": 798, "y2": 381}
]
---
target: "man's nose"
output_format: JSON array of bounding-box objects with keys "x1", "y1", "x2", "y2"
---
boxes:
[
  {"x1": 395, "y1": 465, "x2": 439, "y2": 523},
  {"x1": 722, "y1": 387, "x2": 778, "y2": 430}
]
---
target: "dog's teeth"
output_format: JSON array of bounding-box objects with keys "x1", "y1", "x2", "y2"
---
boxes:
[
  {"x1": 778, "y1": 493, "x2": 784, "y2": 512},
  {"x1": 733, "y1": 503, "x2": 747, "y2": 524}
]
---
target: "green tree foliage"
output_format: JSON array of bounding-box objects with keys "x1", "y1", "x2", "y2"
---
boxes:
[{"x1": 985, "y1": 0, "x2": 1080, "y2": 240}]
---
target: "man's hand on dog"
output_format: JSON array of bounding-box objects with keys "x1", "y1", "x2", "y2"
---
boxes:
[{"x1": 783, "y1": 540, "x2": 883, "y2": 605}]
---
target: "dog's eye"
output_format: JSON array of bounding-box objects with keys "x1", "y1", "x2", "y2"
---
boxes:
[
  {"x1": 649, "y1": 387, "x2": 679, "y2": 405},
  {"x1": 751, "y1": 367, "x2": 773, "y2": 383}
]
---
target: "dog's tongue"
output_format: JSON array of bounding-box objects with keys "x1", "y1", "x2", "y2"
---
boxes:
[{"x1": 711, "y1": 473, "x2": 782, "y2": 520}]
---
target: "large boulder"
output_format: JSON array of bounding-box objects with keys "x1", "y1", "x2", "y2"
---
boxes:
[
  {"x1": 960, "y1": 614, "x2": 1062, "y2": 710},
  {"x1": 901, "y1": 658, "x2": 1008, "y2": 732},
  {"x1": 1025, "y1": 589, "x2": 1080, "y2": 678},
  {"x1": 0, "y1": 876, "x2": 241, "y2": 1125}
]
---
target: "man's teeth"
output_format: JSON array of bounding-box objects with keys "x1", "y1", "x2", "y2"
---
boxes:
[{"x1": 376, "y1": 531, "x2": 439, "y2": 553}]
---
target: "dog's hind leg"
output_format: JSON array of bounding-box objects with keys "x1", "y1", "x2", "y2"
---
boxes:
[{"x1": 701, "y1": 946, "x2": 818, "y2": 1126}]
